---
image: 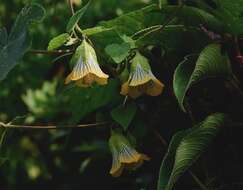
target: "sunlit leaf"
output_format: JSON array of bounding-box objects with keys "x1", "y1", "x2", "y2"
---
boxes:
[{"x1": 47, "y1": 33, "x2": 70, "y2": 50}]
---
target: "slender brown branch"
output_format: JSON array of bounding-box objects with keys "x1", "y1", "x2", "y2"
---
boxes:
[
  {"x1": 28, "y1": 49, "x2": 75, "y2": 55},
  {"x1": 189, "y1": 171, "x2": 210, "y2": 190},
  {"x1": 0, "y1": 121, "x2": 109, "y2": 129},
  {"x1": 68, "y1": 0, "x2": 75, "y2": 15},
  {"x1": 151, "y1": 126, "x2": 168, "y2": 147}
]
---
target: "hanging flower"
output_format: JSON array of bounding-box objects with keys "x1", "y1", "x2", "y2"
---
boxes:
[
  {"x1": 65, "y1": 39, "x2": 109, "y2": 87},
  {"x1": 109, "y1": 130, "x2": 150, "y2": 177},
  {"x1": 120, "y1": 52, "x2": 164, "y2": 98}
]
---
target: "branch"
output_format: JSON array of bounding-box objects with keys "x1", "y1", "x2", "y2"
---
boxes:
[
  {"x1": 28, "y1": 49, "x2": 75, "y2": 55},
  {"x1": 0, "y1": 121, "x2": 109, "y2": 130}
]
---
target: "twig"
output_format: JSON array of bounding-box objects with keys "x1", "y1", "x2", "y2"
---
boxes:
[
  {"x1": 189, "y1": 171, "x2": 210, "y2": 190},
  {"x1": 135, "y1": 3, "x2": 184, "y2": 42},
  {"x1": 151, "y1": 126, "x2": 168, "y2": 147},
  {"x1": 68, "y1": 0, "x2": 75, "y2": 15},
  {"x1": 68, "y1": 0, "x2": 84, "y2": 37},
  {"x1": 0, "y1": 121, "x2": 109, "y2": 130},
  {"x1": 28, "y1": 49, "x2": 75, "y2": 55}
]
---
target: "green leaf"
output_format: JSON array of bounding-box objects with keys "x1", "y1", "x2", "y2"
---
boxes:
[
  {"x1": 157, "y1": 113, "x2": 228, "y2": 190},
  {"x1": 136, "y1": 25, "x2": 209, "y2": 53},
  {"x1": 213, "y1": 0, "x2": 243, "y2": 35},
  {"x1": 100, "y1": 4, "x2": 165, "y2": 35},
  {"x1": 173, "y1": 44, "x2": 232, "y2": 112},
  {"x1": 9, "y1": 4, "x2": 45, "y2": 42},
  {"x1": 157, "y1": 129, "x2": 192, "y2": 190},
  {"x1": 161, "y1": 5, "x2": 223, "y2": 32},
  {"x1": 66, "y1": 1, "x2": 90, "y2": 32},
  {"x1": 111, "y1": 102, "x2": 137, "y2": 130},
  {"x1": 0, "y1": 4, "x2": 45, "y2": 81},
  {"x1": 63, "y1": 79, "x2": 122, "y2": 123},
  {"x1": 159, "y1": 0, "x2": 168, "y2": 9},
  {"x1": 83, "y1": 26, "x2": 113, "y2": 36},
  {"x1": 105, "y1": 42, "x2": 131, "y2": 64},
  {"x1": 82, "y1": 4, "x2": 165, "y2": 51},
  {"x1": 0, "y1": 28, "x2": 8, "y2": 49},
  {"x1": 47, "y1": 33, "x2": 70, "y2": 50}
]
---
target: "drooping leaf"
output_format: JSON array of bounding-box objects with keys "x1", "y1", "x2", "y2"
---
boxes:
[
  {"x1": 0, "y1": 4, "x2": 45, "y2": 81},
  {"x1": 157, "y1": 129, "x2": 192, "y2": 190},
  {"x1": 66, "y1": 1, "x2": 90, "y2": 32},
  {"x1": 173, "y1": 44, "x2": 232, "y2": 112},
  {"x1": 157, "y1": 113, "x2": 228, "y2": 190},
  {"x1": 111, "y1": 102, "x2": 137, "y2": 130},
  {"x1": 47, "y1": 33, "x2": 70, "y2": 50},
  {"x1": 105, "y1": 42, "x2": 131, "y2": 64},
  {"x1": 63, "y1": 79, "x2": 122, "y2": 123}
]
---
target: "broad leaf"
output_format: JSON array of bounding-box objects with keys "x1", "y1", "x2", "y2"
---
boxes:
[
  {"x1": 157, "y1": 113, "x2": 228, "y2": 190},
  {"x1": 0, "y1": 28, "x2": 8, "y2": 49},
  {"x1": 161, "y1": 5, "x2": 223, "y2": 32},
  {"x1": 9, "y1": 4, "x2": 45, "y2": 42},
  {"x1": 99, "y1": 4, "x2": 165, "y2": 36},
  {"x1": 0, "y1": 4, "x2": 45, "y2": 81},
  {"x1": 136, "y1": 25, "x2": 209, "y2": 54},
  {"x1": 173, "y1": 44, "x2": 232, "y2": 112},
  {"x1": 63, "y1": 79, "x2": 122, "y2": 123},
  {"x1": 66, "y1": 1, "x2": 90, "y2": 32},
  {"x1": 213, "y1": 0, "x2": 243, "y2": 35},
  {"x1": 82, "y1": 4, "x2": 165, "y2": 52},
  {"x1": 111, "y1": 102, "x2": 137, "y2": 130},
  {"x1": 105, "y1": 42, "x2": 131, "y2": 64},
  {"x1": 47, "y1": 33, "x2": 70, "y2": 50}
]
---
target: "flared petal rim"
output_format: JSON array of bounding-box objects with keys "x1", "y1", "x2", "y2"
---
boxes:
[{"x1": 65, "y1": 53, "x2": 108, "y2": 86}]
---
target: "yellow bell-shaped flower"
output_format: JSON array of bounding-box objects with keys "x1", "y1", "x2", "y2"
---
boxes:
[
  {"x1": 109, "y1": 130, "x2": 150, "y2": 177},
  {"x1": 121, "y1": 52, "x2": 164, "y2": 98},
  {"x1": 65, "y1": 39, "x2": 109, "y2": 87}
]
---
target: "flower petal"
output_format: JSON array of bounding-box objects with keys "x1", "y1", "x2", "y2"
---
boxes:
[
  {"x1": 127, "y1": 86, "x2": 144, "y2": 99},
  {"x1": 94, "y1": 75, "x2": 108, "y2": 85},
  {"x1": 119, "y1": 144, "x2": 140, "y2": 164},
  {"x1": 65, "y1": 57, "x2": 88, "y2": 84},
  {"x1": 110, "y1": 148, "x2": 124, "y2": 177},
  {"x1": 120, "y1": 81, "x2": 129, "y2": 96},
  {"x1": 129, "y1": 64, "x2": 151, "y2": 86},
  {"x1": 146, "y1": 78, "x2": 164, "y2": 96},
  {"x1": 88, "y1": 55, "x2": 109, "y2": 79}
]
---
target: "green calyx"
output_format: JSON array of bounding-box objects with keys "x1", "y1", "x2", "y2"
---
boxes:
[
  {"x1": 109, "y1": 129, "x2": 131, "y2": 152},
  {"x1": 130, "y1": 51, "x2": 151, "y2": 73},
  {"x1": 69, "y1": 38, "x2": 98, "y2": 68}
]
